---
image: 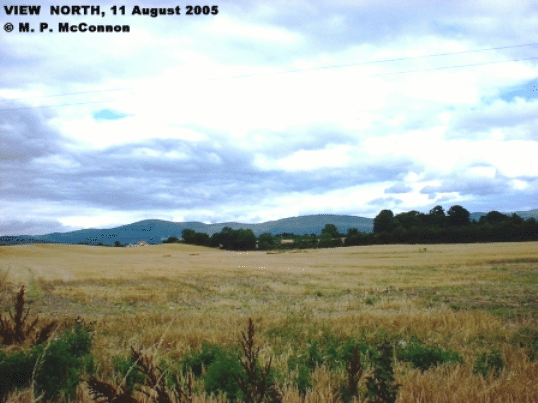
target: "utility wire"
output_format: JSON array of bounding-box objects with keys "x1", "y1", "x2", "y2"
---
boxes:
[
  {"x1": 2, "y1": 42, "x2": 537, "y2": 102},
  {"x1": 212, "y1": 42, "x2": 538, "y2": 80},
  {"x1": 363, "y1": 56, "x2": 538, "y2": 77},
  {"x1": 1, "y1": 42, "x2": 537, "y2": 112},
  {"x1": 0, "y1": 100, "x2": 113, "y2": 112},
  {"x1": 0, "y1": 88, "x2": 130, "y2": 103}
]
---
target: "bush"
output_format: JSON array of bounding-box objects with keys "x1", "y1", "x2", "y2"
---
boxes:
[
  {"x1": 182, "y1": 341, "x2": 223, "y2": 377},
  {"x1": 286, "y1": 356, "x2": 311, "y2": 396},
  {"x1": 0, "y1": 350, "x2": 36, "y2": 401},
  {"x1": 365, "y1": 342, "x2": 400, "y2": 403},
  {"x1": 163, "y1": 236, "x2": 180, "y2": 244},
  {"x1": 203, "y1": 346, "x2": 244, "y2": 401},
  {"x1": 113, "y1": 355, "x2": 146, "y2": 392},
  {"x1": 474, "y1": 349, "x2": 504, "y2": 378},
  {"x1": 396, "y1": 340, "x2": 462, "y2": 371},
  {"x1": 33, "y1": 322, "x2": 94, "y2": 401},
  {"x1": 511, "y1": 327, "x2": 538, "y2": 361},
  {"x1": 0, "y1": 321, "x2": 94, "y2": 402},
  {"x1": 307, "y1": 341, "x2": 324, "y2": 369}
]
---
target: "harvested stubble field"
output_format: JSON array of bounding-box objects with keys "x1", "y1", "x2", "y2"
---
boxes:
[{"x1": 1, "y1": 241, "x2": 538, "y2": 402}]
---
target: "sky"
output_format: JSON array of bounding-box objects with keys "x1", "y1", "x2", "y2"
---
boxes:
[{"x1": 1, "y1": 0, "x2": 538, "y2": 236}]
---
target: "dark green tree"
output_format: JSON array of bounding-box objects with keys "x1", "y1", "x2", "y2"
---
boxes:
[
  {"x1": 484, "y1": 211, "x2": 508, "y2": 224},
  {"x1": 234, "y1": 229, "x2": 257, "y2": 251},
  {"x1": 321, "y1": 224, "x2": 340, "y2": 238},
  {"x1": 213, "y1": 226, "x2": 235, "y2": 249},
  {"x1": 257, "y1": 233, "x2": 276, "y2": 251},
  {"x1": 427, "y1": 205, "x2": 446, "y2": 228},
  {"x1": 447, "y1": 205, "x2": 470, "y2": 227},
  {"x1": 163, "y1": 236, "x2": 180, "y2": 244},
  {"x1": 181, "y1": 229, "x2": 197, "y2": 243},
  {"x1": 394, "y1": 210, "x2": 425, "y2": 230},
  {"x1": 510, "y1": 213, "x2": 524, "y2": 225},
  {"x1": 373, "y1": 210, "x2": 396, "y2": 234}
]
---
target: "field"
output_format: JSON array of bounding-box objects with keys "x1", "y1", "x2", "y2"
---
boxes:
[{"x1": 1, "y1": 242, "x2": 538, "y2": 402}]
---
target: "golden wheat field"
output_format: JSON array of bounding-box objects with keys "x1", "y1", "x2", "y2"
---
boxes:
[{"x1": 1, "y1": 242, "x2": 538, "y2": 402}]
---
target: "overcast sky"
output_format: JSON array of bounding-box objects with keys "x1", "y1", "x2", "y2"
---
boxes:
[{"x1": 1, "y1": 0, "x2": 538, "y2": 235}]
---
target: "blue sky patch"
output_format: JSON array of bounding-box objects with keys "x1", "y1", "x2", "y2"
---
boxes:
[{"x1": 93, "y1": 109, "x2": 130, "y2": 121}]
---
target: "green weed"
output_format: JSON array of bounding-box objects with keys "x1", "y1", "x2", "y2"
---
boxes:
[
  {"x1": 474, "y1": 349, "x2": 504, "y2": 378},
  {"x1": 396, "y1": 339, "x2": 462, "y2": 371}
]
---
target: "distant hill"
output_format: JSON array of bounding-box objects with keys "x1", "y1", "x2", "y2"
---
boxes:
[
  {"x1": 511, "y1": 209, "x2": 538, "y2": 220},
  {"x1": 470, "y1": 209, "x2": 538, "y2": 222},
  {"x1": 0, "y1": 214, "x2": 374, "y2": 246},
  {"x1": 2, "y1": 209, "x2": 537, "y2": 246}
]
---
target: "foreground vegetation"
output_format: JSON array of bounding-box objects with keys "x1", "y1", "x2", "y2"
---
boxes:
[{"x1": 1, "y1": 242, "x2": 538, "y2": 402}]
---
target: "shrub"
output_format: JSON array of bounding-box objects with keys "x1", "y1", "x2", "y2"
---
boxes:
[
  {"x1": 396, "y1": 340, "x2": 462, "y2": 371},
  {"x1": 307, "y1": 341, "x2": 324, "y2": 369},
  {"x1": 0, "y1": 321, "x2": 94, "y2": 402},
  {"x1": 182, "y1": 341, "x2": 223, "y2": 377},
  {"x1": 286, "y1": 355, "x2": 312, "y2": 396},
  {"x1": 0, "y1": 350, "x2": 36, "y2": 401},
  {"x1": 511, "y1": 327, "x2": 538, "y2": 360},
  {"x1": 474, "y1": 349, "x2": 504, "y2": 378},
  {"x1": 203, "y1": 346, "x2": 244, "y2": 402},
  {"x1": 33, "y1": 321, "x2": 94, "y2": 401},
  {"x1": 163, "y1": 236, "x2": 180, "y2": 244},
  {"x1": 113, "y1": 354, "x2": 146, "y2": 392},
  {"x1": 365, "y1": 342, "x2": 400, "y2": 403}
]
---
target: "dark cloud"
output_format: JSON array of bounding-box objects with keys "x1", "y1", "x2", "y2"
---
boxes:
[
  {"x1": 384, "y1": 183, "x2": 412, "y2": 194},
  {"x1": 420, "y1": 177, "x2": 504, "y2": 197},
  {"x1": 418, "y1": 167, "x2": 534, "y2": 202},
  {"x1": 367, "y1": 196, "x2": 403, "y2": 208},
  {"x1": 0, "y1": 105, "x2": 419, "y2": 220},
  {"x1": 0, "y1": 219, "x2": 76, "y2": 236},
  {"x1": 0, "y1": 107, "x2": 60, "y2": 162},
  {"x1": 446, "y1": 78, "x2": 538, "y2": 140},
  {"x1": 453, "y1": 188, "x2": 538, "y2": 216}
]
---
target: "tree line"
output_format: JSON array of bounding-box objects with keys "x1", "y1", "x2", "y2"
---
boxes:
[
  {"x1": 365, "y1": 205, "x2": 538, "y2": 245},
  {"x1": 164, "y1": 205, "x2": 538, "y2": 251}
]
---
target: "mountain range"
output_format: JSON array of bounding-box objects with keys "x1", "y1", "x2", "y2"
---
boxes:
[{"x1": 2, "y1": 209, "x2": 537, "y2": 246}]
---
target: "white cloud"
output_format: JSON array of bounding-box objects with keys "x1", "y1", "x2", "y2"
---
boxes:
[{"x1": 271, "y1": 145, "x2": 351, "y2": 171}]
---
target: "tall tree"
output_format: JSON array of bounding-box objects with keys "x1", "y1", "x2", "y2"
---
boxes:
[
  {"x1": 373, "y1": 210, "x2": 396, "y2": 233},
  {"x1": 427, "y1": 205, "x2": 446, "y2": 228},
  {"x1": 258, "y1": 232, "x2": 275, "y2": 250},
  {"x1": 394, "y1": 210, "x2": 425, "y2": 230},
  {"x1": 447, "y1": 205, "x2": 470, "y2": 227},
  {"x1": 321, "y1": 224, "x2": 340, "y2": 238}
]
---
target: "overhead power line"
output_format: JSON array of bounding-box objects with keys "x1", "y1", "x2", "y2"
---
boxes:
[
  {"x1": 363, "y1": 56, "x2": 538, "y2": 77},
  {"x1": 0, "y1": 88, "x2": 130, "y2": 103},
  {"x1": 0, "y1": 100, "x2": 111, "y2": 112},
  {"x1": 210, "y1": 42, "x2": 538, "y2": 80},
  {"x1": 0, "y1": 42, "x2": 537, "y2": 112}
]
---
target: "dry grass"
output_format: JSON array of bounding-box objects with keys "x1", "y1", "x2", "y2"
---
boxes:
[{"x1": 1, "y1": 241, "x2": 538, "y2": 402}]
